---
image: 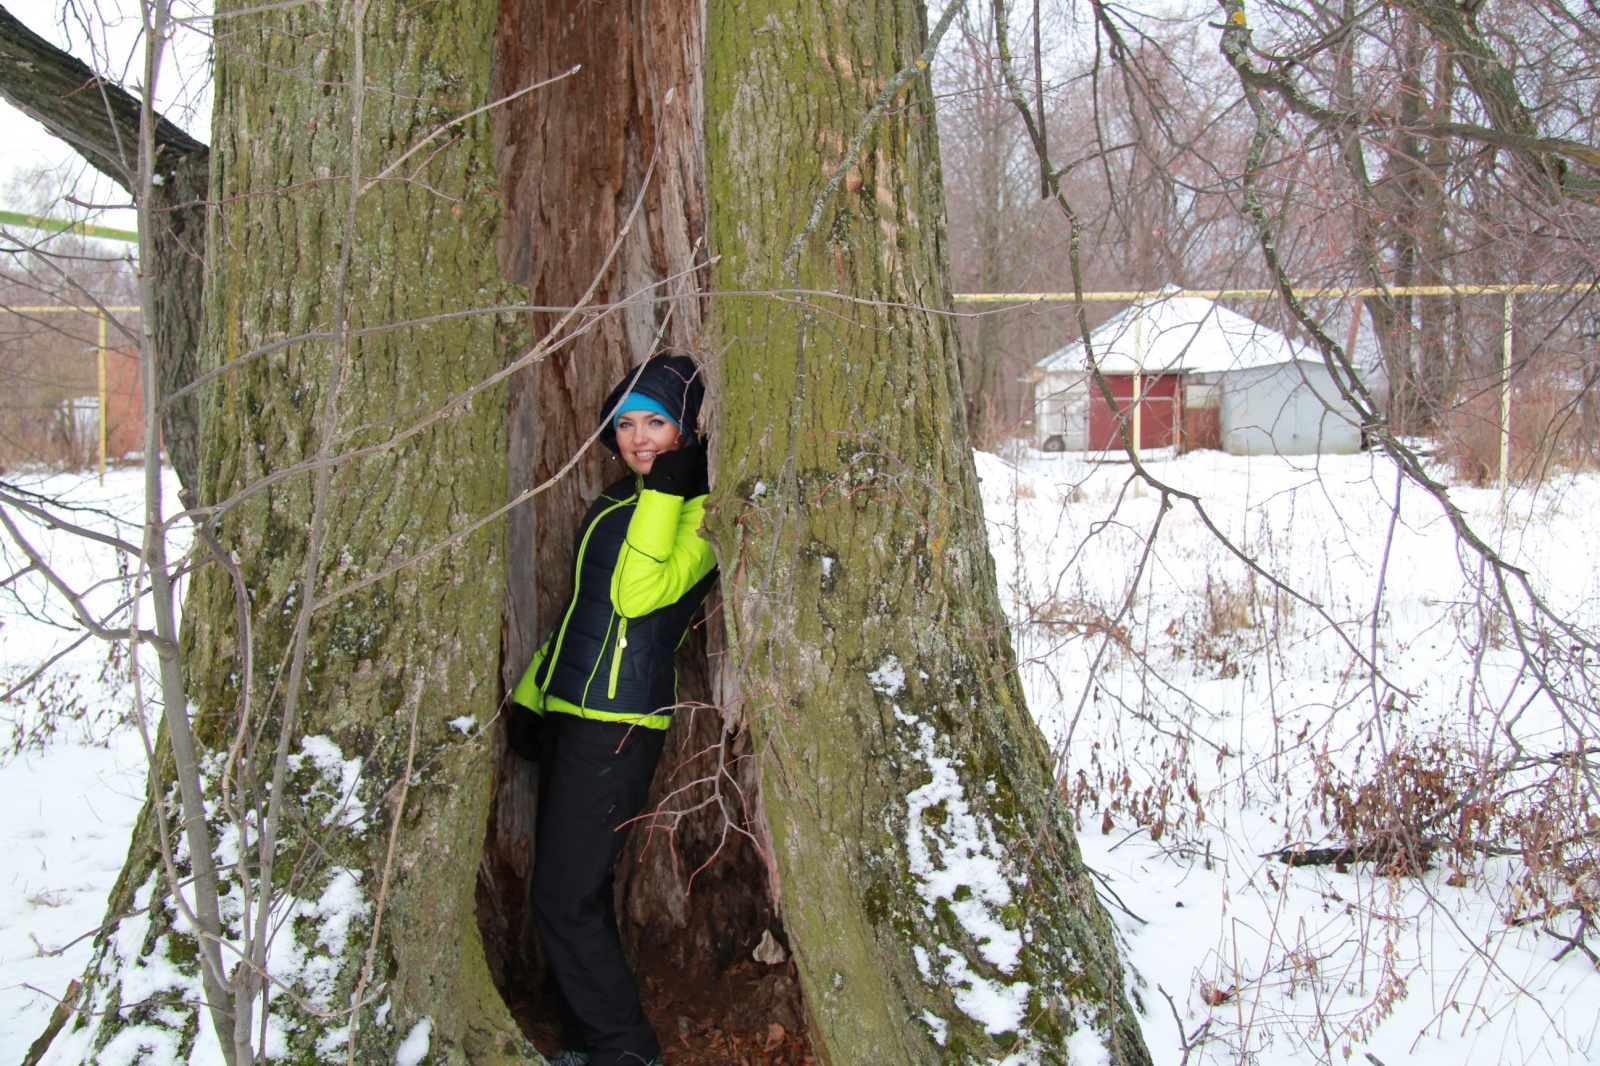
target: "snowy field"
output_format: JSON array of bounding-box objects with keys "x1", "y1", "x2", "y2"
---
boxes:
[
  {"x1": 2, "y1": 455, "x2": 1598, "y2": 1063},
  {"x1": 0, "y1": 469, "x2": 184, "y2": 1058},
  {"x1": 977, "y1": 446, "x2": 1600, "y2": 1065}
]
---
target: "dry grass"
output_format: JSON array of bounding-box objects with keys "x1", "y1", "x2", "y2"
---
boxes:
[{"x1": 1440, "y1": 376, "x2": 1597, "y2": 486}]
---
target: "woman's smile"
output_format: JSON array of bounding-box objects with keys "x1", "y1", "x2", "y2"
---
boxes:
[{"x1": 615, "y1": 411, "x2": 683, "y2": 474}]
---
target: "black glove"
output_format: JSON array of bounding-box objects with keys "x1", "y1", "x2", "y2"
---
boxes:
[
  {"x1": 506, "y1": 704, "x2": 542, "y2": 762},
  {"x1": 644, "y1": 443, "x2": 709, "y2": 498}
]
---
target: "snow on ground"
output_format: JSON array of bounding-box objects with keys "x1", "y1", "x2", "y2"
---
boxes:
[
  {"x1": 3, "y1": 455, "x2": 1597, "y2": 1064},
  {"x1": 0, "y1": 467, "x2": 183, "y2": 1055},
  {"x1": 976, "y1": 446, "x2": 1600, "y2": 1065},
  {"x1": 0, "y1": 732, "x2": 147, "y2": 1054}
]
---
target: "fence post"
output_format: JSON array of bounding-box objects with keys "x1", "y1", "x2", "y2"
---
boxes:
[
  {"x1": 96, "y1": 310, "x2": 107, "y2": 484},
  {"x1": 1132, "y1": 303, "x2": 1143, "y2": 461},
  {"x1": 1500, "y1": 294, "x2": 1513, "y2": 491}
]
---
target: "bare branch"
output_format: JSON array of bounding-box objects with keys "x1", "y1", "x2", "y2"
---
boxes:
[{"x1": 0, "y1": 504, "x2": 151, "y2": 643}]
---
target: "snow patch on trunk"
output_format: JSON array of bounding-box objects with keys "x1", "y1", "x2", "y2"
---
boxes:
[
  {"x1": 868, "y1": 656, "x2": 906, "y2": 697},
  {"x1": 288, "y1": 734, "x2": 369, "y2": 831},
  {"x1": 896, "y1": 703, "x2": 1031, "y2": 1038},
  {"x1": 394, "y1": 1018, "x2": 432, "y2": 1066}
]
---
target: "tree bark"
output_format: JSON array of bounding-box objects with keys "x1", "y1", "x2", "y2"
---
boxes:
[
  {"x1": 702, "y1": 0, "x2": 1151, "y2": 1061},
  {"x1": 484, "y1": 1, "x2": 805, "y2": 1054},
  {"x1": 0, "y1": 3, "x2": 204, "y2": 496},
  {"x1": 26, "y1": 0, "x2": 1154, "y2": 1057},
  {"x1": 32, "y1": 0, "x2": 536, "y2": 1059}
]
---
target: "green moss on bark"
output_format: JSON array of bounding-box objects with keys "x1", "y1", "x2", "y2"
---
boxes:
[
  {"x1": 37, "y1": 0, "x2": 537, "y2": 1059},
  {"x1": 703, "y1": 0, "x2": 1152, "y2": 1061}
]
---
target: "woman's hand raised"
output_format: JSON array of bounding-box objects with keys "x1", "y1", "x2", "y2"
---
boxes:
[{"x1": 642, "y1": 443, "x2": 709, "y2": 498}]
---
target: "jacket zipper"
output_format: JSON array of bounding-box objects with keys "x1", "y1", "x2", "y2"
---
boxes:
[
  {"x1": 542, "y1": 494, "x2": 635, "y2": 701},
  {"x1": 607, "y1": 617, "x2": 629, "y2": 699}
]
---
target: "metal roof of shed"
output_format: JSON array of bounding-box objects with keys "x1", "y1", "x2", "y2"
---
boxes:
[{"x1": 1034, "y1": 290, "x2": 1312, "y2": 376}]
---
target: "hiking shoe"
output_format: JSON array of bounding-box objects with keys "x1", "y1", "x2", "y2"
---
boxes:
[{"x1": 548, "y1": 1053, "x2": 590, "y2": 1066}]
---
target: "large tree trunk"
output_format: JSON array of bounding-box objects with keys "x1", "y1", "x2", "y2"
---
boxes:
[
  {"x1": 29, "y1": 0, "x2": 1150, "y2": 1057},
  {"x1": 702, "y1": 0, "x2": 1151, "y2": 1062},
  {"x1": 32, "y1": 0, "x2": 536, "y2": 1059}
]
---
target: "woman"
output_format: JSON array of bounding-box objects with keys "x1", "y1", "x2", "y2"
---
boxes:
[{"x1": 508, "y1": 352, "x2": 715, "y2": 1066}]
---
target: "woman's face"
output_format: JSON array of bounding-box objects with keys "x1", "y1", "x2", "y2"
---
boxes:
[{"x1": 615, "y1": 410, "x2": 683, "y2": 475}]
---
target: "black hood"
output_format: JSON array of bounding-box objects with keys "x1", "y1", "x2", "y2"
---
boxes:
[{"x1": 598, "y1": 353, "x2": 706, "y2": 454}]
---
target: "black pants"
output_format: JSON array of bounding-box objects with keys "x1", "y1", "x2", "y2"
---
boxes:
[{"x1": 532, "y1": 713, "x2": 666, "y2": 1066}]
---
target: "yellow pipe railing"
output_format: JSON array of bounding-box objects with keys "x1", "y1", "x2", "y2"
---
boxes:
[{"x1": 961, "y1": 283, "x2": 1596, "y2": 488}]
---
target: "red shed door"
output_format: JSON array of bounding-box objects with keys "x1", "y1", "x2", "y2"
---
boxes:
[{"x1": 1088, "y1": 373, "x2": 1179, "y2": 450}]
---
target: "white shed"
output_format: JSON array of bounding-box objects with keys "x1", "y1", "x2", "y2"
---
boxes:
[{"x1": 1030, "y1": 290, "x2": 1315, "y2": 452}]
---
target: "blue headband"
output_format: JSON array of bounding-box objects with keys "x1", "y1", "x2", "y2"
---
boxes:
[{"x1": 613, "y1": 393, "x2": 680, "y2": 429}]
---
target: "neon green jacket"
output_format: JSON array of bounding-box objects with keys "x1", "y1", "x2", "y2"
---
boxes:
[{"x1": 512, "y1": 477, "x2": 716, "y2": 729}]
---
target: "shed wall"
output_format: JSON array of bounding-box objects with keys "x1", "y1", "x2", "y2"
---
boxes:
[
  {"x1": 1220, "y1": 361, "x2": 1361, "y2": 456},
  {"x1": 1035, "y1": 372, "x2": 1090, "y2": 449}
]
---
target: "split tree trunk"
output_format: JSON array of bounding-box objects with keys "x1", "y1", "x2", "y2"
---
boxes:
[
  {"x1": 33, "y1": 0, "x2": 537, "y2": 1059},
  {"x1": 28, "y1": 0, "x2": 1152, "y2": 1056},
  {"x1": 701, "y1": 0, "x2": 1153, "y2": 1061},
  {"x1": 484, "y1": 0, "x2": 801, "y2": 1051}
]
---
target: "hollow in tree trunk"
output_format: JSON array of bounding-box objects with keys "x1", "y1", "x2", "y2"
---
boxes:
[{"x1": 481, "y1": 0, "x2": 802, "y2": 1057}]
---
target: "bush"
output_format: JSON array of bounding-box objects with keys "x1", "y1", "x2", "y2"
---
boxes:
[{"x1": 1439, "y1": 374, "x2": 1586, "y2": 485}]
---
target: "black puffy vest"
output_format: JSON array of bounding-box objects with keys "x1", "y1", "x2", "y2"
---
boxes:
[{"x1": 536, "y1": 476, "x2": 716, "y2": 718}]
